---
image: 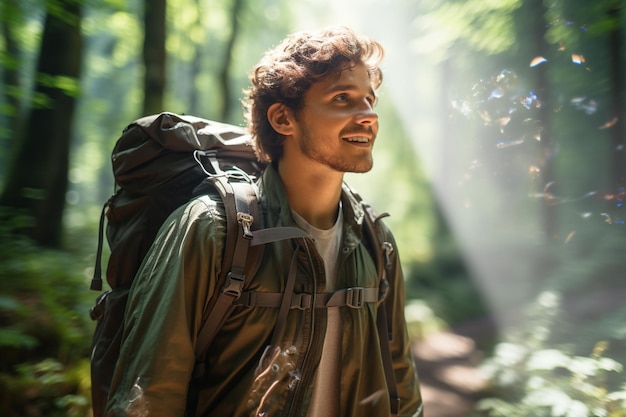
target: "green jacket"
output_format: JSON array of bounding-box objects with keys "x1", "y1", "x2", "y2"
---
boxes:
[{"x1": 106, "y1": 164, "x2": 423, "y2": 417}]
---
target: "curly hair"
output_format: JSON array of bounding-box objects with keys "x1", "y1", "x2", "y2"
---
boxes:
[{"x1": 243, "y1": 26, "x2": 384, "y2": 163}]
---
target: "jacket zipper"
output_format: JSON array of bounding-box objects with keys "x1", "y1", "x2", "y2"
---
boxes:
[{"x1": 283, "y1": 239, "x2": 325, "y2": 416}]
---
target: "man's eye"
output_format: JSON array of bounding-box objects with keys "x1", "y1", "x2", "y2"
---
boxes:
[{"x1": 333, "y1": 94, "x2": 348, "y2": 102}]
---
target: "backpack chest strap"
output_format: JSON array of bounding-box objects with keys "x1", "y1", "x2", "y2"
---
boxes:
[{"x1": 235, "y1": 286, "x2": 383, "y2": 310}]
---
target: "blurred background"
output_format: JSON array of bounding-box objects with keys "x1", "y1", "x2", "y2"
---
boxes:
[{"x1": 1, "y1": 0, "x2": 626, "y2": 416}]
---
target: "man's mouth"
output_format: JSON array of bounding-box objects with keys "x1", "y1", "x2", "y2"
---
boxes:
[{"x1": 343, "y1": 136, "x2": 371, "y2": 143}]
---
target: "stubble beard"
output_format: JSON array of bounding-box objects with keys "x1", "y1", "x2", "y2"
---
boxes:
[{"x1": 299, "y1": 133, "x2": 374, "y2": 174}]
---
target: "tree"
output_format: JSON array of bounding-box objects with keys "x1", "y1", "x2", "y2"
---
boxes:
[
  {"x1": 142, "y1": 0, "x2": 166, "y2": 115},
  {"x1": 218, "y1": 0, "x2": 244, "y2": 121},
  {"x1": 0, "y1": 1, "x2": 24, "y2": 147},
  {"x1": 0, "y1": 0, "x2": 83, "y2": 247},
  {"x1": 605, "y1": 2, "x2": 625, "y2": 187}
]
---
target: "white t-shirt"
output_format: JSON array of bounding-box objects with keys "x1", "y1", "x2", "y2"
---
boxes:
[{"x1": 292, "y1": 205, "x2": 343, "y2": 416}]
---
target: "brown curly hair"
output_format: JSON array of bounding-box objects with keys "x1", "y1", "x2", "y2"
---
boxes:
[{"x1": 243, "y1": 26, "x2": 384, "y2": 163}]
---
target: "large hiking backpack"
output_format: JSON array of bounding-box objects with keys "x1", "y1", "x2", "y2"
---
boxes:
[{"x1": 89, "y1": 112, "x2": 399, "y2": 417}]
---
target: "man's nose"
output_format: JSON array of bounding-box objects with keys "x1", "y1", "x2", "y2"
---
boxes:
[{"x1": 355, "y1": 101, "x2": 378, "y2": 125}]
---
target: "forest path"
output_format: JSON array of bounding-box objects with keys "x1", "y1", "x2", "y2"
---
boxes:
[{"x1": 412, "y1": 318, "x2": 496, "y2": 417}]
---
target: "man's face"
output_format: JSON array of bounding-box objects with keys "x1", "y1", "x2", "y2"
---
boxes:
[{"x1": 291, "y1": 63, "x2": 379, "y2": 173}]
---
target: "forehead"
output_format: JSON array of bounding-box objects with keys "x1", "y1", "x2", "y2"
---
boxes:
[{"x1": 308, "y1": 63, "x2": 376, "y2": 97}]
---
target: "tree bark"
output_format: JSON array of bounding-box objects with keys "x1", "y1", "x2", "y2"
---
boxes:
[
  {"x1": 219, "y1": 0, "x2": 244, "y2": 122},
  {"x1": 0, "y1": 0, "x2": 83, "y2": 247},
  {"x1": 0, "y1": 1, "x2": 23, "y2": 145},
  {"x1": 142, "y1": 0, "x2": 167, "y2": 116},
  {"x1": 607, "y1": 4, "x2": 625, "y2": 187}
]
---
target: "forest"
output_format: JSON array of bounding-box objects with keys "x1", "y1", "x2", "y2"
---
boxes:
[{"x1": 1, "y1": 0, "x2": 626, "y2": 416}]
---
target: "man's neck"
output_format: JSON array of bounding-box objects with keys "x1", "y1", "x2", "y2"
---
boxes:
[{"x1": 277, "y1": 159, "x2": 344, "y2": 230}]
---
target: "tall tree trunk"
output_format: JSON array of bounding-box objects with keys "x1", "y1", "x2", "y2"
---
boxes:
[
  {"x1": 0, "y1": 0, "x2": 83, "y2": 247},
  {"x1": 0, "y1": 1, "x2": 25, "y2": 157},
  {"x1": 188, "y1": 0, "x2": 203, "y2": 116},
  {"x1": 142, "y1": 0, "x2": 166, "y2": 115},
  {"x1": 219, "y1": 0, "x2": 244, "y2": 122},
  {"x1": 607, "y1": 4, "x2": 625, "y2": 187}
]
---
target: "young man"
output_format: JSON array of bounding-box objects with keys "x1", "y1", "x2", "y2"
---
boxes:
[{"x1": 105, "y1": 26, "x2": 422, "y2": 417}]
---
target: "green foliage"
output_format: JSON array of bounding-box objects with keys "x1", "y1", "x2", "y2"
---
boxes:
[
  {"x1": 0, "y1": 295, "x2": 39, "y2": 349},
  {"x1": 0, "y1": 358, "x2": 91, "y2": 417},
  {"x1": 412, "y1": 0, "x2": 522, "y2": 61},
  {"x1": 36, "y1": 73, "x2": 82, "y2": 99},
  {"x1": 0, "y1": 209, "x2": 95, "y2": 415},
  {"x1": 476, "y1": 292, "x2": 626, "y2": 417}
]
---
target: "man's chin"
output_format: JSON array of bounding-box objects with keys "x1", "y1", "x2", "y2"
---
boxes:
[{"x1": 349, "y1": 160, "x2": 374, "y2": 174}]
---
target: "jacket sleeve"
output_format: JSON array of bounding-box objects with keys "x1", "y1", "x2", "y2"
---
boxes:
[
  {"x1": 105, "y1": 196, "x2": 226, "y2": 417},
  {"x1": 385, "y1": 227, "x2": 424, "y2": 417}
]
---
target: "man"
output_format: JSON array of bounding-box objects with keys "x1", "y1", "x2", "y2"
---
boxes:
[{"x1": 106, "y1": 26, "x2": 423, "y2": 417}]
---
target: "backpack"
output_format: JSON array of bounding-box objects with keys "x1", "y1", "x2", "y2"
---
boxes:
[{"x1": 88, "y1": 112, "x2": 399, "y2": 417}]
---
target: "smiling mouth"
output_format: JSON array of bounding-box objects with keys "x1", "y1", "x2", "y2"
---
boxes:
[{"x1": 343, "y1": 136, "x2": 371, "y2": 143}]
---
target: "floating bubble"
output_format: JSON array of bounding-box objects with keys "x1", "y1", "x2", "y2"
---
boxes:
[
  {"x1": 564, "y1": 231, "x2": 576, "y2": 244},
  {"x1": 528, "y1": 165, "x2": 541, "y2": 177},
  {"x1": 489, "y1": 87, "x2": 506, "y2": 100},
  {"x1": 604, "y1": 187, "x2": 625, "y2": 208},
  {"x1": 571, "y1": 54, "x2": 585, "y2": 65},
  {"x1": 601, "y1": 213, "x2": 625, "y2": 225},
  {"x1": 530, "y1": 56, "x2": 548, "y2": 68},
  {"x1": 598, "y1": 117, "x2": 618, "y2": 130},
  {"x1": 570, "y1": 97, "x2": 598, "y2": 115},
  {"x1": 520, "y1": 91, "x2": 540, "y2": 109},
  {"x1": 496, "y1": 138, "x2": 525, "y2": 149},
  {"x1": 468, "y1": 160, "x2": 482, "y2": 170},
  {"x1": 496, "y1": 116, "x2": 511, "y2": 129}
]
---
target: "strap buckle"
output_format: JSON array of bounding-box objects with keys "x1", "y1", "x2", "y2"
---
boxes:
[
  {"x1": 293, "y1": 293, "x2": 312, "y2": 310},
  {"x1": 382, "y1": 241, "x2": 394, "y2": 269},
  {"x1": 222, "y1": 271, "x2": 245, "y2": 299},
  {"x1": 237, "y1": 212, "x2": 254, "y2": 239},
  {"x1": 345, "y1": 287, "x2": 364, "y2": 309}
]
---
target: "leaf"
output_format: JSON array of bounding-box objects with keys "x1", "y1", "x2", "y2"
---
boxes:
[
  {"x1": 526, "y1": 349, "x2": 571, "y2": 371},
  {"x1": 493, "y1": 342, "x2": 528, "y2": 366},
  {"x1": 524, "y1": 387, "x2": 570, "y2": 408},
  {"x1": 0, "y1": 295, "x2": 20, "y2": 310},
  {"x1": 0, "y1": 327, "x2": 38, "y2": 349},
  {"x1": 565, "y1": 400, "x2": 588, "y2": 417}
]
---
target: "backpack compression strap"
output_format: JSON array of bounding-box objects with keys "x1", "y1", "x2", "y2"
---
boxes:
[
  {"x1": 193, "y1": 176, "x2": 307, "y2": 361},
  {"x1": 343, "y1": 183, "x2": 400, "y2": 415},
  {"x1": 235, "y1": 287, "x2": 384, "y2": 309}
]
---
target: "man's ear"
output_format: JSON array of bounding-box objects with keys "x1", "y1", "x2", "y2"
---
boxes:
[{"x1": 267, "y1": 103, "x2": 295, "y2": 136}]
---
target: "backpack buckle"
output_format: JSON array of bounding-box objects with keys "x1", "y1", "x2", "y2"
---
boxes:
[
  {"x1": 382, "y1": 242, "x2": 394, "y2": 269},
  {"x1": 237, "y1": 212, "x2": 254, "y2": 239},
  {"x1": 345, "y1": 287, "x2": 364, "y2": 308},
  {"x1": 222, "y1": 271, "x2": 245, "y2": 298}
]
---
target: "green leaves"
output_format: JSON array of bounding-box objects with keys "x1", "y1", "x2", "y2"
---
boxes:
[{"x1": 478, "y1": 292, "x2": 626, "y2": 417}]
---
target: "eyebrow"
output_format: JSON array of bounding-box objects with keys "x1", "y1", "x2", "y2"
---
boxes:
[{"x1": 326, "y1": 84, "x2": 377, "y2": 100}]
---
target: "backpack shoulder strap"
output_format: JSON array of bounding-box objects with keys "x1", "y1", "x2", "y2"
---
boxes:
[
  {"x1": 192, "y1": 164, "x2": 307, "y2": 364},
  {"x1": 187, "y1": 165, "x2": 306, "y2": 415},
  {"x1": 346, "y1": 185, "x2": 400, "y2": 415}
]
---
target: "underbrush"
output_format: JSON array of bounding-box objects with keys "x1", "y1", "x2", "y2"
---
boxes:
[{"x1": 0, "y1": 214, "x2": 96, "y2": 417}]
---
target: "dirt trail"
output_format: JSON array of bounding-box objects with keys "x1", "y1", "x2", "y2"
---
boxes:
[{"x1": 412, "y1": 319, "x2": 496, "y2": 417}]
